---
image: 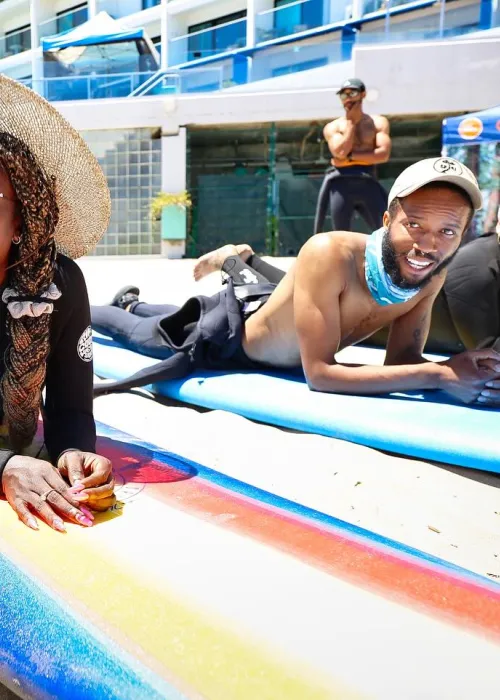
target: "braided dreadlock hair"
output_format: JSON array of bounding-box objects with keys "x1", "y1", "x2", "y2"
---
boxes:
[{"x1": 0, "y1": 132, "x2": 59, "y2": 450}]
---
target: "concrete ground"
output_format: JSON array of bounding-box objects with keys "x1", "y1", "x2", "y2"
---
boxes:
[{"x1": 80, "y1": 255, "x2": 500, "y2": 581}]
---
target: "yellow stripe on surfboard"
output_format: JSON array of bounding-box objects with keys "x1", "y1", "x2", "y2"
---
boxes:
[{"x1": 0, "y1": 506, "x2": 363, "y2": 700}]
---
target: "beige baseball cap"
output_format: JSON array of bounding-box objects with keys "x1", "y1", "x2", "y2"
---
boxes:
[{"x1": 388, "y1": 157, "x2": 483, "y2": 211}]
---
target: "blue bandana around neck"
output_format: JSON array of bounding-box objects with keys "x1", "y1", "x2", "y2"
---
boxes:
[{"x1": 364, "y1": 227, "x2": 421, "y2": 306}]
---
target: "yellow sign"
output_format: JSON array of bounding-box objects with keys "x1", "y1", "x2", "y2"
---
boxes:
[{"x1": 458, "y1": 117, "x2": 483, "y2": 140}]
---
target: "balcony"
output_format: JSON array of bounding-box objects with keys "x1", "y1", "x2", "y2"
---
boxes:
[
  {"x1": 362, "y1": 0, "x2": 417, "y2": 14},
  {"x1": 256, "y1": 0, "x2": 328, "y2": 44},
  {"x1": 169, "y1": 17, "x2": 247, "y2": 65},
  {"x1": 358, "y1": 0, "x2": 488, "y2": 42},
  {"x1": 23, "y1": 65, "x2": 224, "y2": 101},
  {"x1": 96, "y1": 0, "x2": 161, "y2": 20},
  {"x1": 0, "y1": 25, "x2": 31, "y2": 60},
  {"x1": 39, "y1": 5, "x2": 89, "y2": 41}
]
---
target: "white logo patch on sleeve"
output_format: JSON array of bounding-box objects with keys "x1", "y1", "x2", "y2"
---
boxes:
[{"x1": 77, "y1": 325, "x2": 93, "y2": 362}]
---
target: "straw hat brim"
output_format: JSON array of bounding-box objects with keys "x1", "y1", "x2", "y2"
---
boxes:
[{"x1": 0, "y1": 74, "x2": 110, "y2": 259}]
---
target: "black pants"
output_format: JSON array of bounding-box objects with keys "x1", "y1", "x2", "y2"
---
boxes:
[{"x1": 314, "y1": 170, "x2": 387, "y2": 233}]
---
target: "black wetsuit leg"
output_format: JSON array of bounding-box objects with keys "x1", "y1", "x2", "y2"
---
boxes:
[
  {"x1": 245, "y1": 254, "x2": 286, "y2": 284},
  {"x1": 329, "y1": 177, "x2": 355, "y2": 231},
  {"x1": 91, "y1": 306, "x2": 174, "y2": 360},
  {"x1": 314, "y1": 171, "x2": 335, "y2": 234},
  {"x1": 352, "y1": 178, "x2": 387, "y2": 231},
  {"x1": 129, "y1": 302, "x2": 180, "y2": 318},
  {"x1": 222, "y1": 255, "x2": 276, "y2": 286}
]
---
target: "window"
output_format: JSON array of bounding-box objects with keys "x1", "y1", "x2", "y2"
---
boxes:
[
  {"x1": 56, "y1": 3, "x2": 88, "y2": 34},
  {"x1": 273, "y1": 0, "x2": 323, "y2": 35},
  {"x1": 188, "y1": 11, "x2": 246, "y2": 60},
  {"x1": 5, "y1": 24, "x2": 31, "y2": 56},
  {"x1": 142, "y1": 0, "x2": 161, "y2": 8}
]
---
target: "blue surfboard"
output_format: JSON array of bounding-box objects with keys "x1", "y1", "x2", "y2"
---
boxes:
[{"x1": 93, "y1": 337, "x2": 500, "y2": 473}]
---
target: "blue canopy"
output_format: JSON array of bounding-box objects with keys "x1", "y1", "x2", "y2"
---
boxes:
[
  {"x1": 41, "y1": 11, "x2": 144, "y2": 52},
  {"x1": 442, "y1": 105, "x2": 500, "y2": 147}
]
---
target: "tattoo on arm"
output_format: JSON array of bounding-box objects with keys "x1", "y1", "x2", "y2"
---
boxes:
[{"x1": 412, "y1": 313, "x2": 428, "y2": 350}]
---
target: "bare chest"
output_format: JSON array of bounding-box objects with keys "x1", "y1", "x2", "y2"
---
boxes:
[
  {"x1": 340, "y1": 118, "x2": 377, "y2": 149},
  {"x1": 338, "y1": 288, "x2": 412, "y2": 349}
]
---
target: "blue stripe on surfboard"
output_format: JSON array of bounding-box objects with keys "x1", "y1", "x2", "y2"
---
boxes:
[
  {"x1": 0, "y1": 552, "x2": 186, "y2": 700},
  {"x1": 98, "y1": 421, "x2": 500, "y2": 593},
  {"x1": 92, "y1": 339, "x2": 500, "y2": 474}
]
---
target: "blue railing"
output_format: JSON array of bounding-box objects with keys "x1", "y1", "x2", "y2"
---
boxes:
[
  {"x1": 169, "y1": 18, "x2": 247, "y2": 65},
  {"x1": 24, "y1": 72, "x2": 160, "y2": 101},
  {"x1": 256, "y1": 0, "x2": 327, "y2": 43},
  {"x1": 22, "y1": 67, "x2": 225, "y2": 101}
]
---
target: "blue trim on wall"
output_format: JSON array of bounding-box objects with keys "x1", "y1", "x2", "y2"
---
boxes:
[
  {"x1": 479, "y1": 0, "x2": 493, "y2": 29},
  {"x1": 233, "y1": 53, "x2": 249, "y2": 84},
  {"x1": 341, "y1": 26, "x2": 357, "y2": 61}
]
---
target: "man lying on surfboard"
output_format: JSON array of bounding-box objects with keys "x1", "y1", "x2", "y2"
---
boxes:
[{"x1": 92, "y1": 157, "x2": 500, "y2": 407}]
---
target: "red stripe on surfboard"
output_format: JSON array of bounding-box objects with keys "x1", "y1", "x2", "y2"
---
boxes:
[{"x1": 99, "y1": 437, "x2": 500, "y2": 639}]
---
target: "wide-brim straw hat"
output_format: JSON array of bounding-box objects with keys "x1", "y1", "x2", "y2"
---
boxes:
[{"x1": 0, "y1": 74, "x2": 110, "y2": 259}]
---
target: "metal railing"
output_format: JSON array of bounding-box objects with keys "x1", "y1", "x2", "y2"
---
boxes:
[
  {"x1": 0, "y1": 26, "x2": 31, "y2": 60},
  {"x1": 169, "y1": 17, "x2": 247, "y2": 65},
  {"x1": 24, "y1": 72, "x2": 158, "y2": 101},
  {"x1": 256, "y1": 0, "x2": 328, "y2": 43},
  {"x1": 22, "y1": 66, "x2": 225, "y2": 101},
  {"x1": 39, "y1": 5, "x2": 89, "y2": 40},
  {"x1": 362, "y1": 0, "x2": 416, "y2": 15}
]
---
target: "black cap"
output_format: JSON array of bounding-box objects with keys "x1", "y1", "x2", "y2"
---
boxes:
[{"x1": 337, "y1": 78, "x2": 366, "y2": 94}]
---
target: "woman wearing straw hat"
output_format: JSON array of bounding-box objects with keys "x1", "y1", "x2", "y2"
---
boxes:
[{"x1": 0, "y1": 76, "x2": 115, "y2": 532}]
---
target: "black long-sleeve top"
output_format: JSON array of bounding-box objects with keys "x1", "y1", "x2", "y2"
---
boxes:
[{"x1": 0, "y1": 255, "x2": 96, "y2": 485}]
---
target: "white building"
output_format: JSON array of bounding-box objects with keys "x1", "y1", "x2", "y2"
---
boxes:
[{"x1": 1, "y1": 0, "x2": 499, "y2": 255}]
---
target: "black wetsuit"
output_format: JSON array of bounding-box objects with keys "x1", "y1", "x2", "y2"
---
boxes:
[
  {"x1": 0, "y1": 255, "x2": 96, "y2": 481},
  {"x1": 314, "y1": 165, "x2": 387, "y2": 233},
  {"x1": 92, "y1": 235, "x2": 500, "y2": 394}
]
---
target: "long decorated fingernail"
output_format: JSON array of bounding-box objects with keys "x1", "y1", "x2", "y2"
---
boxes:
[
  {"x1": 76, "y1": 514, "x2": 93, "y2": 527},
  {"x1": 27, "y1": 517, "x2": 39, "y2": 530},
  {"x1": 72, "y1": 492, "x2": 89, "y2": 501},
  {"x1": 69, "y1": 483, "x2": 85, "y2": 493},
  {"x1": 80, "y1": 506, "x2": 94, "y2": 520},
  {"x1": 53, "y1": 518, "x2": 66, "y2": 532}
]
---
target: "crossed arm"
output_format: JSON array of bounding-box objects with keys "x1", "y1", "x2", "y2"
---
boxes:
[{"x1": 325, "y1": 116, "x2": 391, "y2": 167}]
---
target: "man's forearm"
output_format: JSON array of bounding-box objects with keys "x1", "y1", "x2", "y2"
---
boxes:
[
  {"x1": 307, "y1": 360, "x2": 444, "y2": 395},
  {"x1": 329, "y1": 122, "x2": 356, "y2": 159},
  {"x1": 347, "y1": 148, "x2": 390, "y2": 165}
]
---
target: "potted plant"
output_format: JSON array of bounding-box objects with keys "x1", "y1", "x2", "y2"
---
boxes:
[{"x1": 150, "y1": 190, "x2": 192, "y2": 258}]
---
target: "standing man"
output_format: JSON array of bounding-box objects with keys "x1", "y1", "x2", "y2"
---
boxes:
[{"x1": 314, "y1": 78, "x2": 391, "y2": 234}]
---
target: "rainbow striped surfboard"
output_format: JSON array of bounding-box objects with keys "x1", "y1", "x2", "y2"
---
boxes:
[{"x1": 1, "y1": 422, "x2": 500, "y2": 699}]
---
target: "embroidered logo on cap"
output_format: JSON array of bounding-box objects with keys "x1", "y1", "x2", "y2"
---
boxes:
[
  {"x1": 433, "y1": 158, "x2": 463, "y2": 175},
  {"x1": 77, "y1": 325, "x2": 93, "y2": 362}
]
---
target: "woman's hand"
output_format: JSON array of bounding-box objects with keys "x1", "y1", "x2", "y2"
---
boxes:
[
  {"x1": 57, "y1": 450, "x2": 116, "y2": 512},
  {"x1": 2, "y1": 455, "x2": 94, "y2": 531}
]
